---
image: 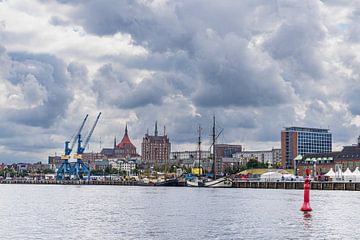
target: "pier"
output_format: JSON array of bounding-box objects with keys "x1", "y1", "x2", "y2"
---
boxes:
[{"x1": 232, "y1": 181, "x2": 360, "y2": 191}]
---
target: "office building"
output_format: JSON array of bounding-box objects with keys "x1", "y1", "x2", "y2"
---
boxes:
[{"x1": 281, "y1": 127, "x2": 332, "y2": 168}]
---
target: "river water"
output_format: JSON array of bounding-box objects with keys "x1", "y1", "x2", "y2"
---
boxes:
[{"x1": 0, "y1": 185, "x2": 359, "y2": 239}]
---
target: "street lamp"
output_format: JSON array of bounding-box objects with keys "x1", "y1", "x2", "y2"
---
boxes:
[
  {"x1": 118, "y1": 164, "x2": 120, "y2": 181},
  {"x1": 293, "y1": 155, "x2": 303, "y2": 176},
  {"x1": 312, "y1": 158, "x2": 317, "y2": 180}
]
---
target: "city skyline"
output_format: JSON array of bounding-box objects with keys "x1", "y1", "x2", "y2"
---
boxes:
[{"x1": 1, "y1": 1, "x2": 360, "y2": 163}]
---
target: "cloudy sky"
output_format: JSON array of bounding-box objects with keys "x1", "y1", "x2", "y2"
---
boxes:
[{"x1": 1, "y1": 0, "x2": 360, "y2": 163}]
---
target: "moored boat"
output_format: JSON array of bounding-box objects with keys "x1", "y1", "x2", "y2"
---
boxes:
[
  {"x1": 186, "y1": 116, "x2": 233, "y2": 188},
  {"x1": 204, "y1": 177, "x2": 233, "y2": 188},
  {"x1": 186, "y1": 177, "x2": 205, "y2": 187},
  {"x1": 186, "y1": 176, "x2": 233, "y2": 188},
  {"x1": 155, "y1": 178, "x2": 179, "y2": 186}
]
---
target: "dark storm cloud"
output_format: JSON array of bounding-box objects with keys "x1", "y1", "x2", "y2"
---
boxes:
[
  {"x1": 67, "y1": 0, "x2": 192, "y2": 52},
  {"x1": 92, "y1": 64, "x2": 169, "y2": 109},
  {"x1": 64, "y1": 0, "x2": 280, "y2": 53},
  {"x1": 67, "y1": 0, "x2": 296, "y2": 109},
  {"x1": 6, "y1": 52, "x2": 73, "y2": 127},
  {"x1": 265, "y1": 22, "x2": 325, "y2": 80},
  {"x1": 192, "y1": 32, "x2": 294, "y2": 107}
]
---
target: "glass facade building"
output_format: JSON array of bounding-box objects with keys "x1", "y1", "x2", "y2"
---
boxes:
[{"x1": 281, "y1": 127, "x2": 332, "y2": 168}]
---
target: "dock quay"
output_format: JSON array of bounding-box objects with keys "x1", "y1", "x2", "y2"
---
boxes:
[
  {"x1": 0, "y1": 179, "x2": 188, "y2": 186},
  {"x1": 232, "y1": 181, "x2": 360, "y2": 191},
  {"x1": 0, "y1": 179, "x2": 138, "y2": 186},
  {"x1": 2, "y1": 179, "x2": 360, "y2": 190}
]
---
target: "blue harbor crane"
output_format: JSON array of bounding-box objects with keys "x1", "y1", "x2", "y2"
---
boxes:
[
  {"x1": 56, "y1": 114, "x2": 89, "y2": 180},
  {"x1": 70, "y1": 112, "x2": 102, "y2": 179}
]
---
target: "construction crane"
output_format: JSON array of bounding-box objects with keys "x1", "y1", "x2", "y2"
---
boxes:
[
  {"x1": 56, "y1": 114, "x2": 89, "y2": 180},
  {"x1": 71, "y1": 112, "x2": 102, "y2": 179}
]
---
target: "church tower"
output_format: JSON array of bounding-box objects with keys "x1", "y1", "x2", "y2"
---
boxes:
[{"x1": 114, "y1": 124, "x2": 138, "y2": 159}]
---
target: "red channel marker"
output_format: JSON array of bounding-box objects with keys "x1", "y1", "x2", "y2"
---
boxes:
[{"x1": 300, "y1": 168, "x2": 312, "y2": 212}]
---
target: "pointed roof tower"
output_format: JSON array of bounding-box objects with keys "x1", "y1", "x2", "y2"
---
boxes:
[
  {"x1": 155, "y1": 121, "x2": 158, "y2": 136},
  {"x1": 116, "y1": 124, "x2": 136, "y2": 148}
]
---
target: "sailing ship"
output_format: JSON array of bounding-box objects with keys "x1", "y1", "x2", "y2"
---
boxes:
[
  {"x1": 186, "y1": 176, "x2": 232, "y2": 188},
  {"x1": 186, "y1": 116, "x2": 233, "y2": 188},
  {"x1": 155, "y1": 178, "x2": 179, "y2": 186}
]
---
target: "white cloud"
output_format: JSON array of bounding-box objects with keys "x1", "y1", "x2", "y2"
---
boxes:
[{"x1": 0, "y1": 0, "x2": 147, "y2": 76}]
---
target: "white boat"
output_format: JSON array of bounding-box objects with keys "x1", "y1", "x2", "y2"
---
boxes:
[
  {"x1": 204, "y1": 177, "x2": 233, "y2": 188},
  {"x1": 186, "y1": 176, "x2": 233, "y2": 188},
  {"x1": 186, "y1": 177, "x2": 205, "y2": 187}
]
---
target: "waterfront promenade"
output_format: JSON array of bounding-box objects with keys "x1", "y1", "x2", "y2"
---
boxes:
[{"x1": 2, "y1": 179, "x2": 360, "y2": 191}]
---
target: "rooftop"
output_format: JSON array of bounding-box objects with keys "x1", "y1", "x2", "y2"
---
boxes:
[
  {"x1": 116, "y1": 125, "x2": 136, "y2": 149},
  {"x1": 284, "y1": 126, "x2": 330, "y2": 133}
]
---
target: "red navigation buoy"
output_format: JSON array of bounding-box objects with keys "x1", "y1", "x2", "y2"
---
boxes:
[{"x1": 300, "y1": 168, "x2": 312, "y2": 212}]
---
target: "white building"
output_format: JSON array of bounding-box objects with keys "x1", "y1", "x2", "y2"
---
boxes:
[
  {"x1": 170, "y1": 150, "x2": 211, "y2": 162},
  {"x1": 233, "y1": 148, "x2": 281, "y2": 165},
  {"x1": 109, "y1": 159, "x2": 137, "y2": 176}
]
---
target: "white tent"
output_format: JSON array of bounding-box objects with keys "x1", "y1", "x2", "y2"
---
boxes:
[
  {"x1": 353, "y1": 167, "x2": 360, "y2": 182},
  {"x1": 335, "y1": 166, "x2": 343, "y2": 181},
  {"x1": 325, "y1": 168, "x2": 336, "y2": 180},
  {"x1": 260, "y1": 172, "x2": 282, "y2": 182},
  {"x1": 343, "y1": 168, "x2": 355, "y2": 182}
]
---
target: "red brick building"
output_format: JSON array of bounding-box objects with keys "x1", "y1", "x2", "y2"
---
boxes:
[
  {"x1": 215, "y1": 144, "x2": 242, "y2": 176},
  {"x1": 114, "y1": 124, "x2": 138, "y2": 159},
  {"x1": 297, "y1": 137, "x2": 360, "y2": 177},
  {"x1": 96, "y1": 125, "x2": 139, "y2": 161},
  {"x1": 141, "y1": 121, "x2": 171, "y2": 167}
]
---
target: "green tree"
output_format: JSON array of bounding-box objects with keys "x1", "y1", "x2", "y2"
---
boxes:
[
  {"x1": 246, "y1": 159, "x2": 259, "y2": 169},
  {"x1": 131, "y1": 168, "x2": 140, "y2": 176},
  {"x1": 246, "y1": 159, "x2": 269, "y2": 169},
  {"x1": 43, "y1": 169, "x2": 55, "y2": 174}
]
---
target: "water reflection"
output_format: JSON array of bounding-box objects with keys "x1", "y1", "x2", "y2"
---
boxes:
[
  {"x1": 302, "y1": 212, "x2": 312, "y2": 230},
  {"x1": 303, "y1": 212, "x2": 312, "y2": 219}
]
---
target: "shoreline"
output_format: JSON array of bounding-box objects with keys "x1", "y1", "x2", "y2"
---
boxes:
[{"x1": 1, "y1": 179, "x2": 360, "y2": 191}]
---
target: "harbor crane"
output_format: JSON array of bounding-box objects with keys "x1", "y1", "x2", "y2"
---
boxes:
[
  {"x1": 70, "y1": 112, "x2": 102, "y2": 179},
  {"x1": 56, "y1": 114, "x2": 89, "y2": 180}
]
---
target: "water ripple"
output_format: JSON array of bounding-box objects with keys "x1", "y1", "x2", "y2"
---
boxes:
[{"x1": 0, "y1": 185, "x2": 359, "y2": 239}]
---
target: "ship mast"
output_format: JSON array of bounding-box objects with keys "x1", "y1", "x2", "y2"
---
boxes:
[
  {"x1": 164, "y1": 125, "x2": 167, "y2": 181},
  {"x1": 198, "y1": 125, "x2": 202, "y2": 178},
  {"x1": 212, "y1": 116, "x2": 216, "y2": 180}
]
